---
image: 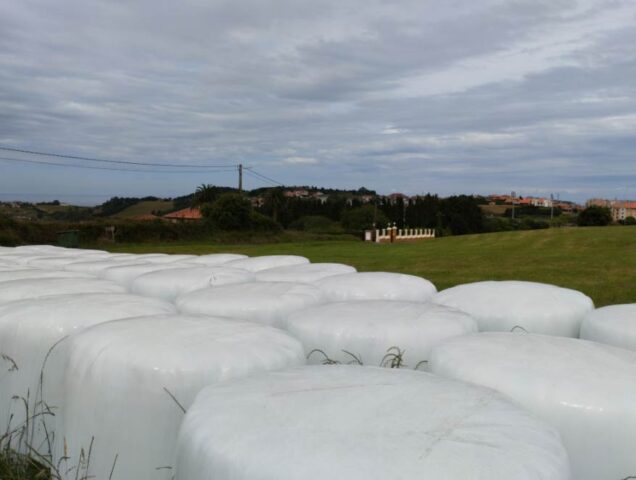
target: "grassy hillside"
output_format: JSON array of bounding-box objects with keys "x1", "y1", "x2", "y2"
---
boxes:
[
  {"x1": 107, "y1": 226, "x2": 636, "y2": 307},
  {"x1": 113, "y1": 200, "x2": 174, "y2": 218}
]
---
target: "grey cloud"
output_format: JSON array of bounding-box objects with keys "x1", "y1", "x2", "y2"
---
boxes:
[{"x1": 0, "y1": 0, "x2": 635, "y2": 202}]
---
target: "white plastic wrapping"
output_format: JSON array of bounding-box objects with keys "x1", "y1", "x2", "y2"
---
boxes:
[
  {"x1": 24, "y1": 253, "x2": 110, "y2": 267},
  {"x1": 101, "y1": 263, "x2": 196, "y2": 288},
  {"x1": 287, "y1": 301, "x2": 477, "y2": 367},
  {"x1": 176, "y1": 281, "x2": 325, "y2": 328},
  {"x1": 0, "y1": 293, "x2": 176, "y2": 453},
  {"x1": 225, "y1": 255, "x2": 309, "y2": 272},
  {"x1": 315, "y1": 271, "x2": 437, "y2": 302},
  {"x1": 175, "y1": 365, "x2": 570, "y2": 480},
  {"x1": 189, "y1": 253, "x2": 248, "y2": 266},
  {"x1": 0, "y1": 269, "x2": 93, "y2": 283},
  {"x1": 434, "y1": 281, "x2": 594, "y2": 336},
  {"x1": 0, "y1": 278, "x2": 126, "y2": 305},
  {"x1": 24, "y1": 256, "x2": 99, "y2": 269},
  {"x1": 131, "y1": 266, "x2": 254, "y2": 301},
  {"x1": 429, "y1": 332, "x2": 636, "y2": 480},
  {"x1": 64, "y1": 259, "x2": 151, "y2": 275},
  {"x1": 51, "y1": 315, "x2": 305, "y2": 480},
  {"x1": 254, "y1": 263, "x2": 356, "y2": 283},
  {"x1": 580, "y1": 304, "x2": 636, "y2": 351},
  {"x1": 139, "y1": 254, "x2": 198, "y2": 263}
]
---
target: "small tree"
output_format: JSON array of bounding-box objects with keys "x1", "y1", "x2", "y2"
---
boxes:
[
  {"x1": 202, "y1": 193, "x2": 252, "y2": 230},
  {"x1": 341, "y1": 205, "x2": 389, "y2": 231},
  {"x1": 263, "y1": 188, "x2": 286, "y2": 223},
  {"x1": 624, "y1": 216, "x2": 636, "y2": 226},
  {"x1": 577, "y1": 206, "x2": 612, "y2": 226}
]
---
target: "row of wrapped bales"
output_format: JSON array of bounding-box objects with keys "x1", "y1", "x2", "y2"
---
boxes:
[
  {"x1": 49, "y1": 315, "x2": 305, "y2": 480},
  {"x1": 429, "y1": 333, "x2": 636, "y2": 480},
  {"x1": 1, "y1": 245, "x2": 635, "y2": 480}
]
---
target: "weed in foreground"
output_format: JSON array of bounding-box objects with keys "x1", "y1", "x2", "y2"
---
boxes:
[{"x1": 307, "y1": 346, "x2": 428, "y2": 370}]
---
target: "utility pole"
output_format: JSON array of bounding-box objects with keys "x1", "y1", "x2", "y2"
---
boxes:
[
  {"x1": 238, "y1": 164, "x2": 243, "y2": 193},
  {"x1": 511, "y1": 191, "x2": 516, "y2": 220},
  {"x1": 550, "y1": 193, "x2": 554, "y2": 222}
]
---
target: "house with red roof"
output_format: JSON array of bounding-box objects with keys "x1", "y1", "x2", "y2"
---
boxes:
[{"x1": 163, "y1": 207, "x2": 202, "y2": 223}]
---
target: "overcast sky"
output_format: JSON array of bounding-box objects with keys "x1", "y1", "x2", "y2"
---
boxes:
[{"x1": 1, "y1": 0, "x2": 635, "y2": 204}]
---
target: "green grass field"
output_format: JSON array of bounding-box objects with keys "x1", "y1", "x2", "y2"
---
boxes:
[
  {"x1": 107, "y1": 226, "x2": 636, "y2": 307},
  {"x1": 114, "y1": 200, "x2": 174, "y2": 218}
]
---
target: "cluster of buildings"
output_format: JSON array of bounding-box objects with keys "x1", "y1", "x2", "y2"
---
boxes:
[
  {"x1": 485, "y1": 194, "x2": 581, "y2": 212},
  {"x1": 586, "y1": 199, "x2": 636, "y2": 222}
]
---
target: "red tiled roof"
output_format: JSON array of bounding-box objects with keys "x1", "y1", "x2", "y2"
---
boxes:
[{"x1": 163, "y1": 207, "x2": 202, "y2": 219}]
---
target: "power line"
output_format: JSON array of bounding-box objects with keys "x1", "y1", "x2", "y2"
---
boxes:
[
  {"x1": 244, "y1": 168, "x2": 285, "y2": 186},
  {"x1": 0, "y1": 145, "x2": 235, "y2": 169},
  {"x1": 0, "y1": 156, "x2": 237, "y2": 174}
]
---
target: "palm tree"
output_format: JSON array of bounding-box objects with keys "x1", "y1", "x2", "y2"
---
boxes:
[{"x1": 192, "y1": 184, "x2": 217, "y2": 207}]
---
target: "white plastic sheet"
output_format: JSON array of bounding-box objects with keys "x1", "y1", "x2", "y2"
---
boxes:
[
  {"x1": 0, "y1": 293, "x2": 176, "y2": 453},
  {"x1": 101, "y1": 263, "x2": 196, "y2": 288},
  {"x1": 24, "y1": 253, "x2": 112, "y2": 267},
  {"x1": 580, "y1": 304, "x2": 636, "y2": 351},
  {"x1": 131, "y1": 266, "x2": 254, "y2": 301},
  {"x1": 429, "y1": 332, "x2": 636, "y2": 480},
  {"x1": 64, "y1": 259, "x2": 156, "y2": 275},
  {"x1": 139, "y1": 254, "x2": 198, "y2": 263},
  {"x1": 189, "y1": 253, "x2": 248, "y2": 266},
  {"x1": 175, "y1": 365, "x2": 570, "y2": 480},
  {"x1": 315, "y1": 271, "x2": 437, "y2": 302},
  {"x1": 0, "y1": 278, "x2": 125, "y2": 305},
  {"x1": 0, "y1": 269, "x2": 93, "y2": 283},
  {"x1": 434, "y1": 281, "x2": 594, "y2": 336},
  {"x1": 287, "y1": 300, "x2": 477, "y2": 367},
  {"x1": 52, "y1": 314, "x2": 305, "y2": 480},
  {"x1": 254, "y1": 263, "x2": 356, "y2": 283},
  {"x1": 176, "y1": 281, "x2": 325, "y2": 328},
  {"x1": 225, "y1": 255, "x2": 309, "y2": 272}
]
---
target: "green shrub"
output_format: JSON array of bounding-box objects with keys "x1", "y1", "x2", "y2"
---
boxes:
[
  {"x1": 341, "y1": 205, "x2": 388, "y2": 231},
  {"x1": 577, "y1": 206, "x2": 612, "y2": 226},
  {"x1": 202, "y1": 193, "x2": 252, "y2": 230},
  {"x1": 289, "y1": 215, "x2": 343, "y2": 233},
  {"x1": 249, "y1": 212, "x2": 282, "y2": 232}
]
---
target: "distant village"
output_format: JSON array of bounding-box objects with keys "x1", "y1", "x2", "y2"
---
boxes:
[{"x1": 1, "y1": 187, "x2": 634, "y2": 225}]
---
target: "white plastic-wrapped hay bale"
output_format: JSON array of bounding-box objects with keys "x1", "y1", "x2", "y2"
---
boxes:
[
  {"x1": 287, "y1": 301, "x2": 477, "y2": 367},
  {"x1": 15, "y1": 245, "x2": 90, "y2": 254},
  {"x1": 580, "y1": 304, "x2": 636, "y2": 351},
  {"x1": 315, "y1": 271, "x2": 437, "y2": 302},
  {"x1": 52, "y1": 314, "x2": 305, "y2": 480},
  {"x1": 30, "y1": 253, "x2": 134, "y2": 269},
  {"x1": 131, "y1": 266, "x2": 254, "y2": 301},
  {"x1": 24, "y1": 253, "x2": 109, "y2": 267},
  {"x1": 64, "y1": 258, "x2": 149, "y2": 275},
  {"x1": 175, "y1": 365, "x2": 570, "y2": 480},
  {"x1": 140, "y1": 254, "x2": 198, "y2": 264},
  {"x1": 176, "y1": 281, "x2": 325, "y2": 328},
  {"x1": 434, "y1": 281, "x2": 593, "y2": 336},
  {"x1": 1, "y1": 254, "x2": 65, "y2": 266},
  {"x1": 189, "y1": 253, "x2": 248, "y2": 266},
  {"x1": 429, "y1": 332, "x2": 636, "y2": 480},
  {"x1": 254, "y1": 263, "x2": 356, "y2": 283},
  {"x1": 0, "y1": 269, "x2": 93, "y2": 283},
  {"x1": 101, "y1": 262, "x2": 196, "y2": 288},
  {"x1": 0, "y1": 278, "x2": 125, "y2": 305},
  {"x1": 225, "y1": 255, "x2": 309, "y2": 272},
  {"x1": 25, "y1": 256, "x2": 94, "y2": 269},
  {"x1": 0, "y1": 293, "x2": 176, "y2": 453}
]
